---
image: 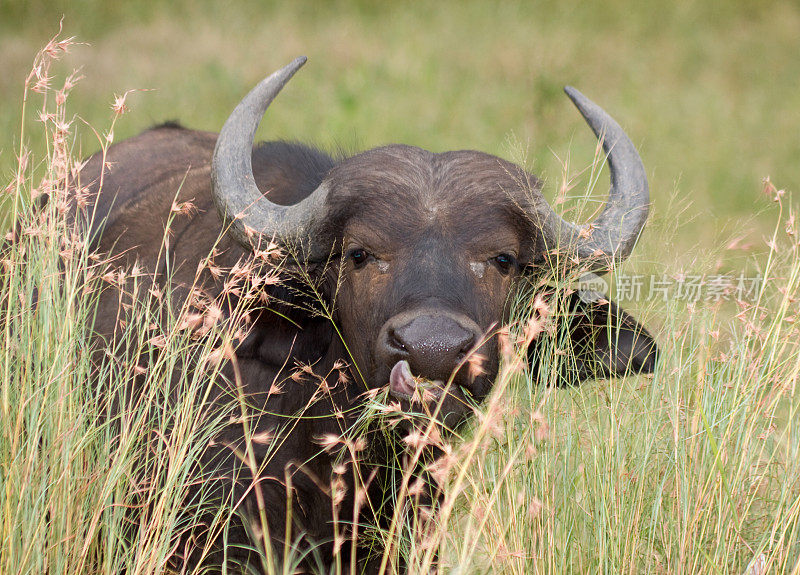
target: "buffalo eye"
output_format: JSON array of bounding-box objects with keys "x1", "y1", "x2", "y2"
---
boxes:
[
  {"x1": 492, "y1": 253, "x2": 517, "y2": 275},
  {"x1": 347, "y1": 247, "x2": 370, "y2": 269}
]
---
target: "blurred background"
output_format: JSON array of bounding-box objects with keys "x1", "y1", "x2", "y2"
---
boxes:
[{"x1": 1, "y1": 0, "x2": 798, "y2": 281}]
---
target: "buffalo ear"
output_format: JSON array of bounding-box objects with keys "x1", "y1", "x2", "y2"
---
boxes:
[{"x1": 528, "y1": 291, "x2": 658, "y2": 386}]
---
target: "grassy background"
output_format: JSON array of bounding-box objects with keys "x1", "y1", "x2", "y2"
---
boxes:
[{"x1": 2, "y1": 0, "x2": 799, "y2": 255}]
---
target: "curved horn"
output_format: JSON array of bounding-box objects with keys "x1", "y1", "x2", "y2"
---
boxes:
[
  {"x1": 538, "y1": 87, "x2": 650, "y2": 274},
  {"x1": 211, "y1": 57, "x2": 330, "y2": 261}
]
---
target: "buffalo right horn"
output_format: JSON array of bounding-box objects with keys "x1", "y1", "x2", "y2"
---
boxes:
[
  {"x1": 211, "y1": 57, "x2": 330, "y2": 262},
  {"x1": 534, "y1": 87, "x2": 650, "y2": 274}
]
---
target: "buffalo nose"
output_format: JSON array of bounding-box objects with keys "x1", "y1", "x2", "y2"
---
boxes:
[{"x1": 385, "y1": 314, "x2": 478, "y2": 381}]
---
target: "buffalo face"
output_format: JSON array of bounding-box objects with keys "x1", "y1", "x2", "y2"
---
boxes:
[{"x1": 324, "y1": 145, "x2": 543, "y2": 425}]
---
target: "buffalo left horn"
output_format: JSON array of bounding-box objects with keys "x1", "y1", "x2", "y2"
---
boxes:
[
  {"x1": 534, "y1": 87, "x2": 650, "y2": 274},
  {"x1": 211, "y1": 56, "x2": 330, "y2": 261}
]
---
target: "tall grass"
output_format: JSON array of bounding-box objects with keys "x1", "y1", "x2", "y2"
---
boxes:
[
  {"x1": 0, "y1": 35, "x2": 249, "y2": 574},
  {"x1": 1, "y1": 36, "x2": 799, "y2": 574}
]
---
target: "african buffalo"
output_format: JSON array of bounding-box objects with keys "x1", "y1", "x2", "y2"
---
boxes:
[{"x1": 81, "y1": 57, "x2": 657, "y2": 571}]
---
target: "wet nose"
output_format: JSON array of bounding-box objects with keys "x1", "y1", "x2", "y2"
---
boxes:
[{"x1": 384, "y1": 314, "x2": 478, "y2": 381}]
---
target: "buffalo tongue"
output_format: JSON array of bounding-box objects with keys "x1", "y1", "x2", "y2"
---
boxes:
[{"x1": 389, "y1": 360, "x2": 415, "y2": 397}]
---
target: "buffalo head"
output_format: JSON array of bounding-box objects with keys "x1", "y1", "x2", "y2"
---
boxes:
[{"x1": 210, "y1": 57, "x2": 656, "y2": 427}]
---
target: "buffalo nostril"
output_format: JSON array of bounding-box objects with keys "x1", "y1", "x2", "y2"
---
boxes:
[
  {"x1": 455, "y1": 335, "x2": 477, "y2": 361},
  {"x1": 461, "y1": 333, "x2": 477, "y2": 352},
  {"x1": 386, "y1": 328, "x2": 407, "y2": 353}
]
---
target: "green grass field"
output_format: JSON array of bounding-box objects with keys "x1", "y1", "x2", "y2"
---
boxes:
[
  {"x1": 1, "y1": 2, "x2": 799, "y2": 573},
  {"x1": 3, "y1": 0, "x2": 800, "y2": 243}
]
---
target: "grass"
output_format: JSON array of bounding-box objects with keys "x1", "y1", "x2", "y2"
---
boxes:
[
  {"x1": 1, "y1": 6, "x2": 800, "y2": 574},
  {"x1": 0, "y1": 37, "x2": 259, "y2": 575}
]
